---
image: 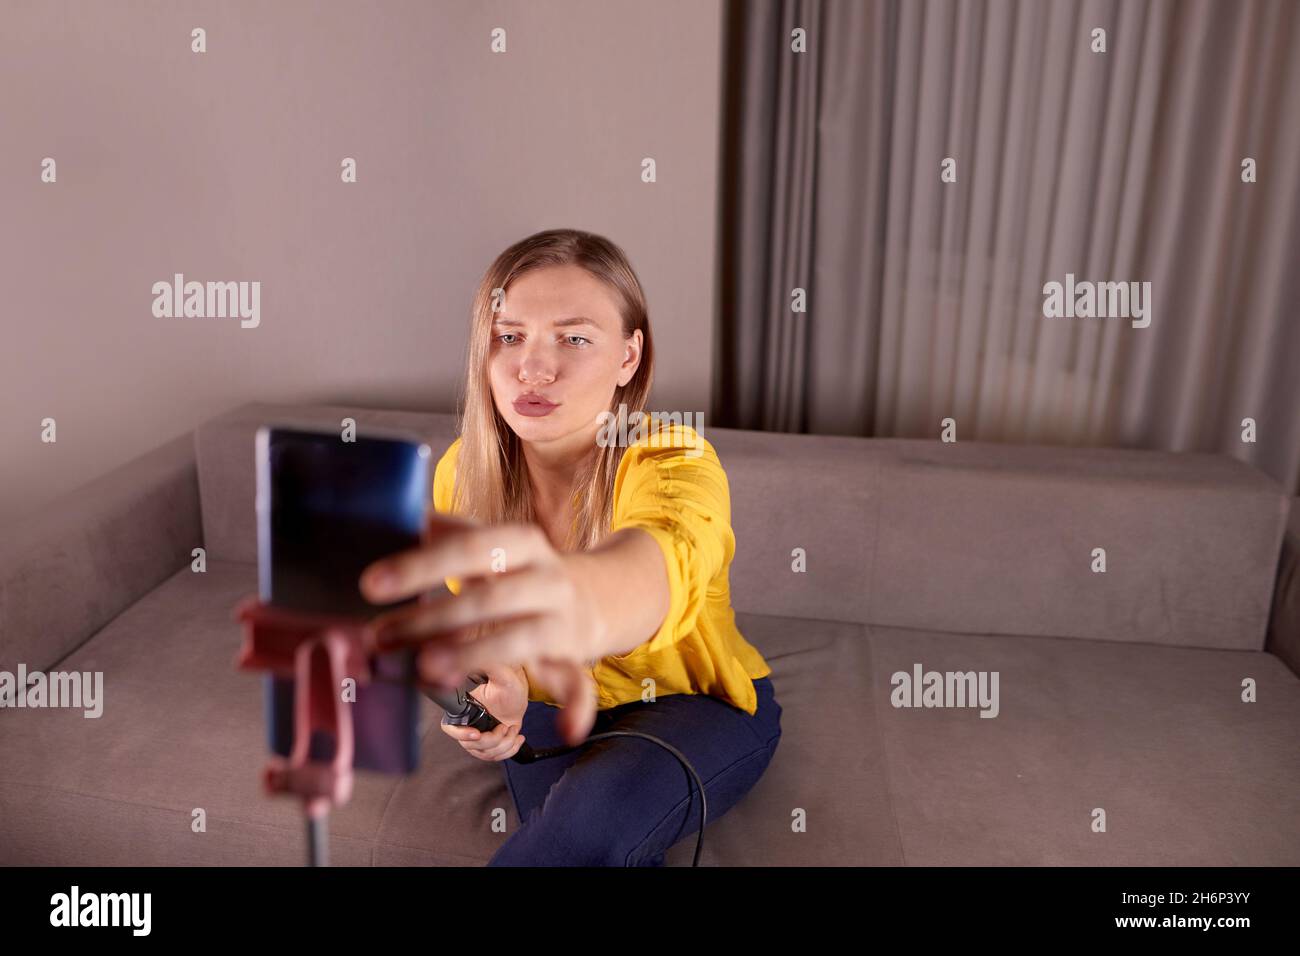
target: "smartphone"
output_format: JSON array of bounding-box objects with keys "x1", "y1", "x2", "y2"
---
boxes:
[{"x1": 255, "y1": 424, "x2": 431, "y2": 774}]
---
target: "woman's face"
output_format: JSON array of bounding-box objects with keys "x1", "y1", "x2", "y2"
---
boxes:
[{"x1": 488, "y1": 263, "x2": 642, "y2": 451}]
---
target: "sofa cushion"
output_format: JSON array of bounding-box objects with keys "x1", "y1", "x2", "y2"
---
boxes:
[
  {"x1": 867, "y1": 624, "x2": 1300, "y2": 865},
  {"x1": 5, "y1": 556, "x2": 1296, "y2": 865},
  {"x1": 0, "y1": 559, "x2": 894, "y2": 865},
  {"x1": 0, "y1": 560, "x2": 405, "y2": 865}
]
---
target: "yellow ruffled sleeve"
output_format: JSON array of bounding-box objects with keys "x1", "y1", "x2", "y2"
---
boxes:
[{"x1": 607, "y1": 425, "x2": 733, "y2": 659}]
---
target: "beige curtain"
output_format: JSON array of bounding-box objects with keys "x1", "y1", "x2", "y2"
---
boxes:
[{"x1": 717, "y1": 0, "x2": 1300, "y2": 494}]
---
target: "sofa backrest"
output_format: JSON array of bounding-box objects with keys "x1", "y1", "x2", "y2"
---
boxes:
[
  {"x1": 0, "y1": 432, "x2": 201, "y2": 672},
  {"x1": 196, "y1": 403, "x2": 458, "y2": 566},
  {"x1": 196, "y1": 403, "x2": 1290, "y2": 652},
  {"x1": 712, "y1": 429, "x2": 1288, "y2": 652}
]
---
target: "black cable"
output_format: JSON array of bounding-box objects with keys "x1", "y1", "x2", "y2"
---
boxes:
[{"x1": 525, "y1": 731, "x2": 708, "y2": 867}]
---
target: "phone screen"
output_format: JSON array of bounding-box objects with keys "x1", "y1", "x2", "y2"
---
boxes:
[{"x1": 255, "y1": 425, "x2": 432, "y2": 774}]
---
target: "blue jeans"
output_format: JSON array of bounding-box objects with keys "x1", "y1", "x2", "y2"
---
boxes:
[{"x1": 489, "y1": 675, "x2": 782, "y2": 866}]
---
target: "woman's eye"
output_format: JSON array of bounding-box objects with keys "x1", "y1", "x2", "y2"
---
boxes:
[{"x1": 494, "y1": 332, "x2": 589, "y2": 347}]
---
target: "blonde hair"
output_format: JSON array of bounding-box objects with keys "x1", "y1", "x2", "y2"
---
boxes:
[{"x1": 449, "y1": 228, "x2": 655, "y2": 551}]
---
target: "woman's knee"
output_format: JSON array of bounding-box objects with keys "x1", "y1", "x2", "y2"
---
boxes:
[
  {"x1": 490, "y1": 799, "x2": 639, "y2": 866},
  {"x1": 499, "y1": 764, "x2": 654, "y2": 865}
]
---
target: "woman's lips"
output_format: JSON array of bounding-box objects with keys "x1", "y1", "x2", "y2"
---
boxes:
[{"x1": 512, "y1": 396, "x2": 559, "y2": 417}]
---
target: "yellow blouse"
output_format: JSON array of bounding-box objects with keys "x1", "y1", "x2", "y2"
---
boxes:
[{"x1": 430, "y1": 423, "x2": 772, "y2": 716}]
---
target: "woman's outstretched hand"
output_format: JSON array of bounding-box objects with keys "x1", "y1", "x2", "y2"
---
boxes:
[{"x1": 359, "y1": 511, "x2": 602, "y2": 747}]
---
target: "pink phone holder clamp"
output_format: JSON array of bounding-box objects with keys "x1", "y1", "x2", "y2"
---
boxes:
[{"x1": 232, "y1": 595, "x2": 380, "y2": 821}]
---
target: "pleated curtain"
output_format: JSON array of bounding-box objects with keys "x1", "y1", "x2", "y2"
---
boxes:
[{"x1": 717, "y1": 0, "x2": 1300, "y2": 494}]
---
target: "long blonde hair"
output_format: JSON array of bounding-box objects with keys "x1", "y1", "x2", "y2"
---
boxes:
[{"x1": 449, "y1": 228, "x2": 655, "y2": 551}]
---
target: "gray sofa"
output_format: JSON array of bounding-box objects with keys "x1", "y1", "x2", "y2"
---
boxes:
[{"x1": 2, "y1": 401, "x2": 1298, "y2": 866}]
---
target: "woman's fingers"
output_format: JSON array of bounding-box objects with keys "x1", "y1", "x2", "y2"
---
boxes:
[
  {"x1": 424, "y1": 510, "x2": 479, "y2": 540},
  {"x1": 440, "y1": 723, "x2": 482, "y2": 743},
  {"x1": 360, "y1": 522, "x2": 554, "y2": 605},
  {"x1": 370, "y1": 566, "x2": 561, "y2": 648},
  {"x1": 441, "y1": 718, "x2": 520, "y2": 757},
  {"x1": 426, "y1": 618, "x2": 548, "y2": 680},
  {"x1": 442, "y1": 717, "x2": 524, "y2": 761},
  {"x1": 486, "y1": 734, "x2": 529, "y2": 762},
  {"x1": 528, "y1": 660, "x2": 598, "y2": 747},
  {"x1": 475, "y1": 728, "x2": 525, "y2": 761},
  {"x1": 391, "y1": 613, "x2": 552, "y2": 685}
]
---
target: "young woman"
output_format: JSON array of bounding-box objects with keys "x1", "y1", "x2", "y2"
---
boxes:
[{"x1": 359, "y1": 228, "x2": 782, "y2": 866}]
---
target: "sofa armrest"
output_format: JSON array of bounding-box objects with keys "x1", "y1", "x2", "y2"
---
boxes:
[
  {"x1": 1266, "y1": 497, "x2": 1300, "y2": 678},
  {"x1": 0, "y1": 432, "x2": 203, "y2": 672}
]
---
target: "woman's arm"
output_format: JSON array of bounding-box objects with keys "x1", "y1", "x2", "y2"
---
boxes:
[
  {"x1": 361, "y1": 514, "x2": 665, "y2": 746},
  {"x1": 562, "y1": 526, "x2": 671, "y2": 660}
]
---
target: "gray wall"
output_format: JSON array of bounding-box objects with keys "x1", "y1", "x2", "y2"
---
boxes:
[{"x1": 0, "y1": 0, "x2": 723, "y2": 528}]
